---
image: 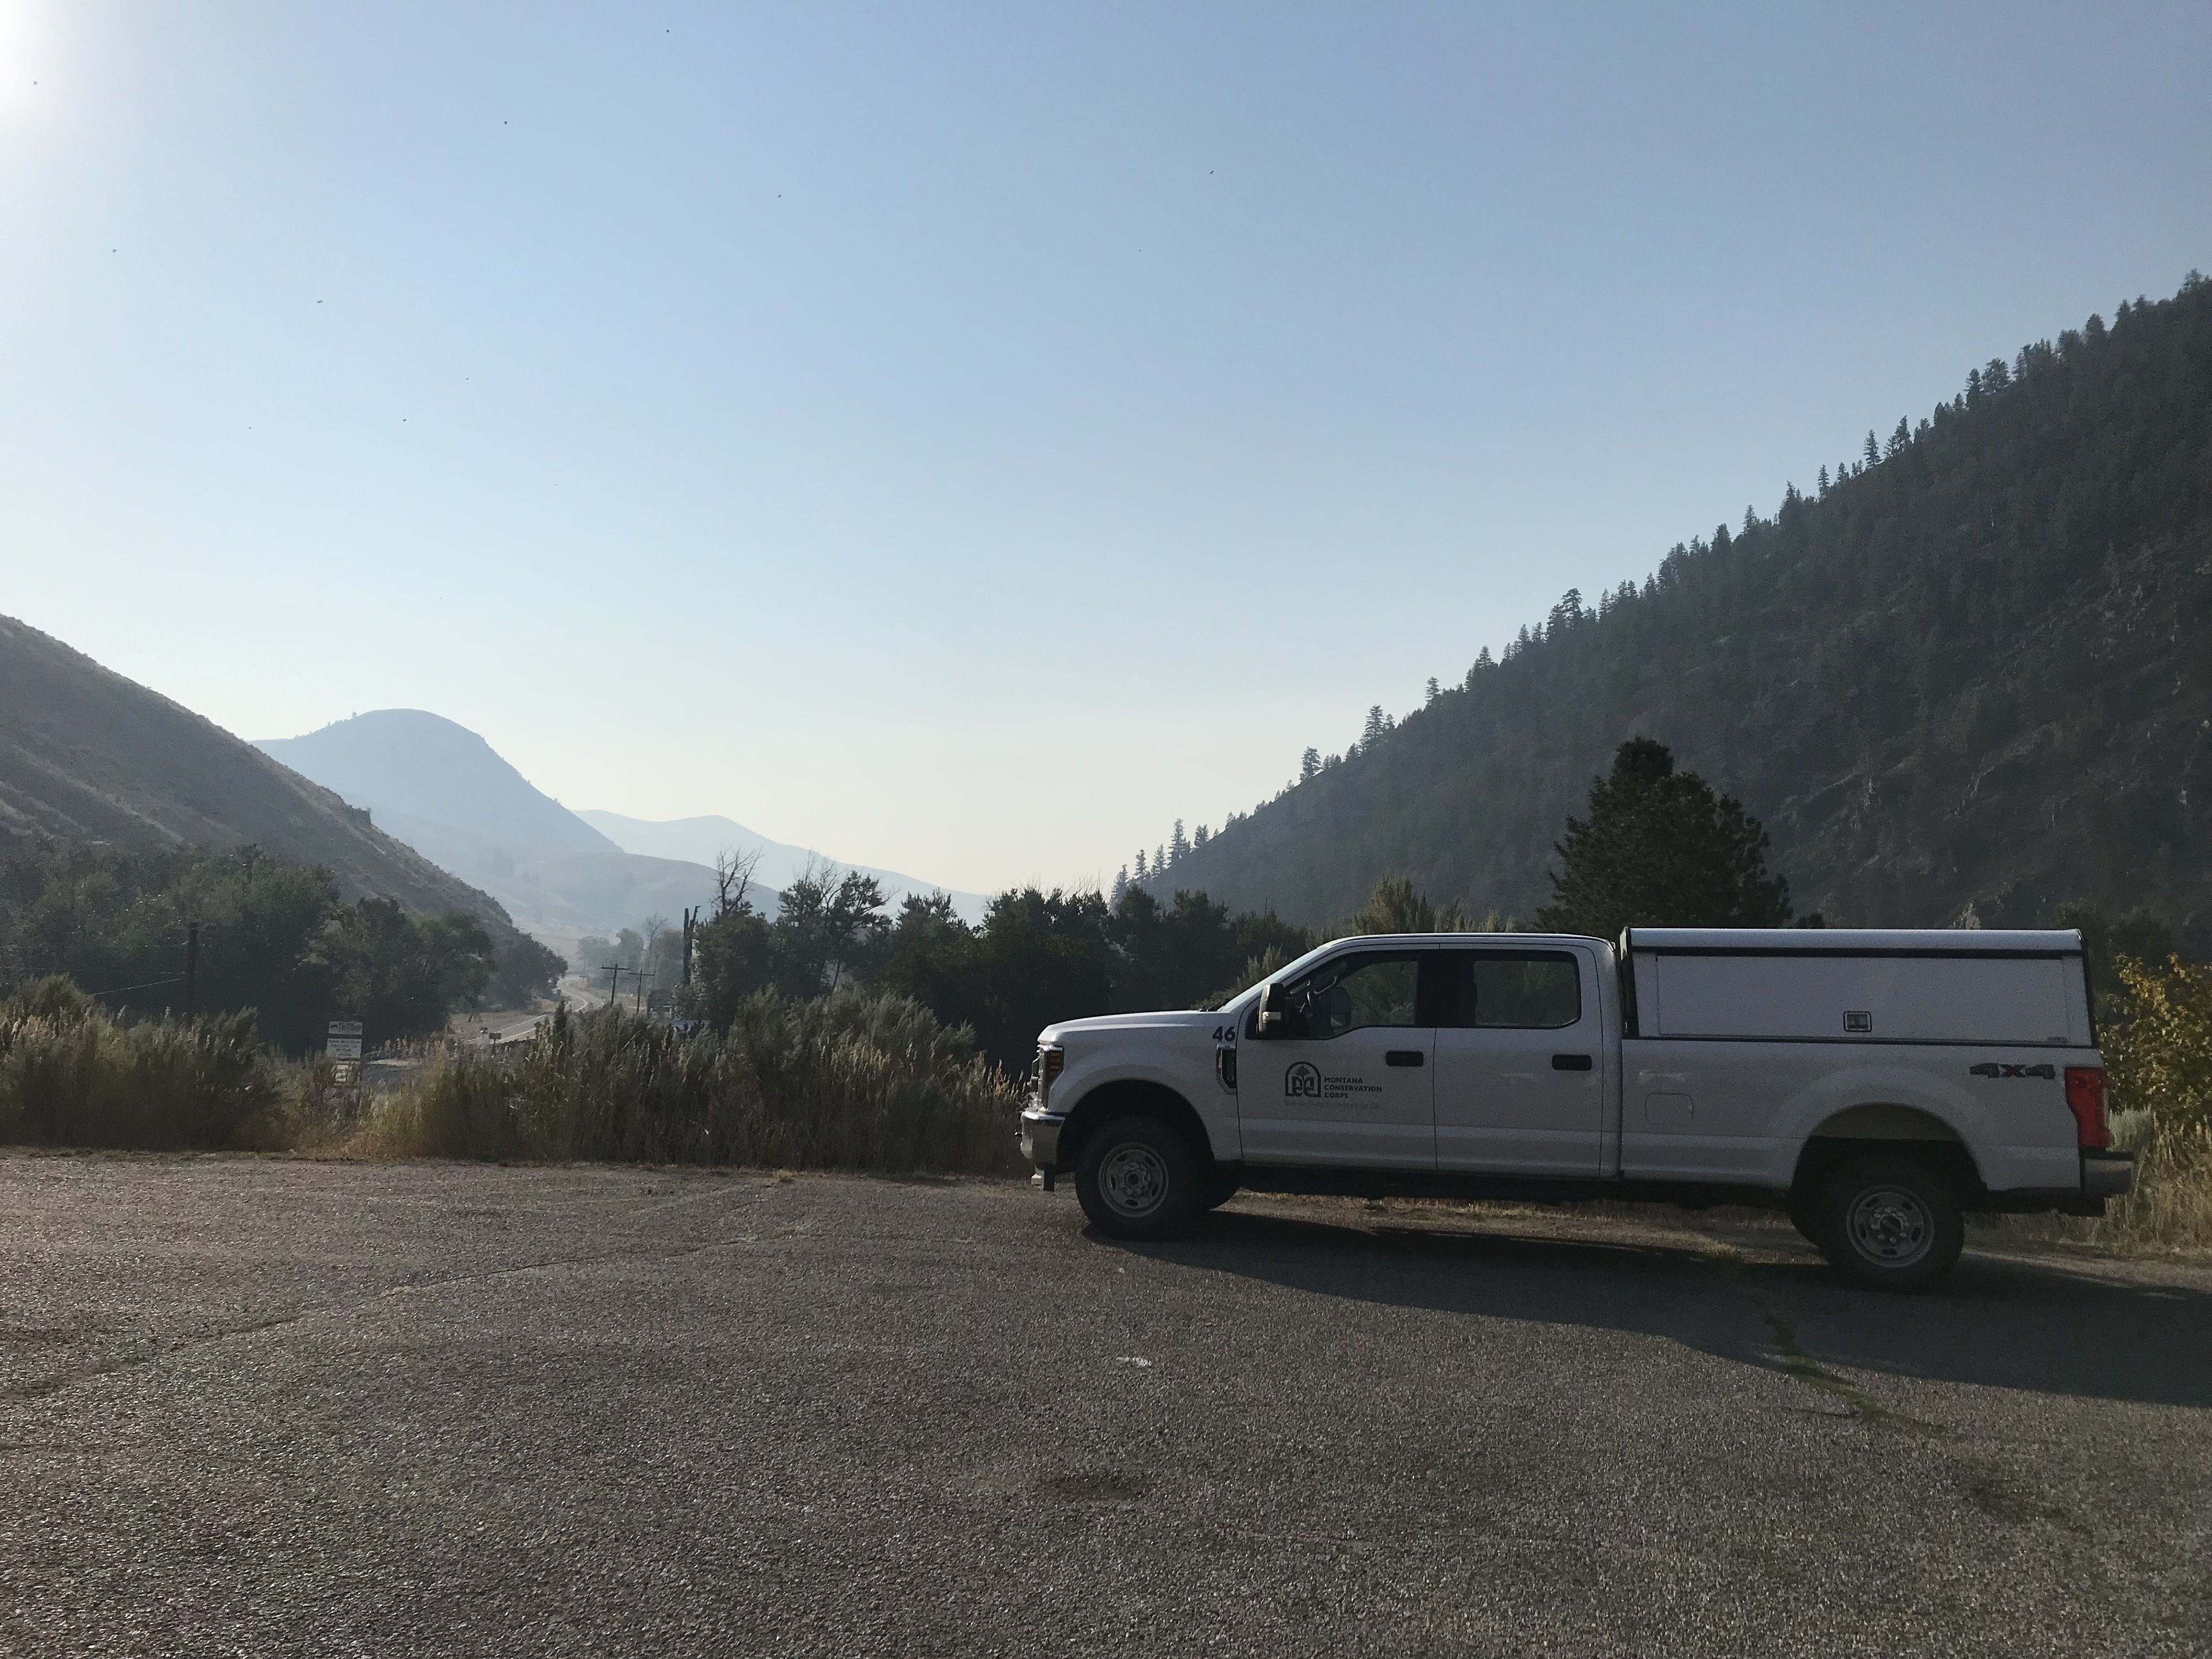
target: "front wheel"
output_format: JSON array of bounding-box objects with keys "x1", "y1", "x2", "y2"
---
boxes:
[
  {"x1": 1074, "y1": 1115, "x2": 1204, "y2": 1240},
  {"x1": 1804, "y1": 1155, "x2": 1964, "y2": 1292}
]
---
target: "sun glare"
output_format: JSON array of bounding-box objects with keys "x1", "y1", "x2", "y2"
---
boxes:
[{"x1": 0, "y1": 0, "x2": 52, "y2": 120}]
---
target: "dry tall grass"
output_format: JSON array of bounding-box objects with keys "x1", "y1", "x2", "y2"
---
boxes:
[
  {"x1": 0, "y1": 976, "x2": 276, "y2": 1148},
  {"x1": 356, "y1": 990, "x2": 1024, "y2": 1176}
]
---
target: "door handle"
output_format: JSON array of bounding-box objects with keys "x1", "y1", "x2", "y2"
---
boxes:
[
  {"x1": 1385, "y1": 1050, "x2": 1425, "y2": 1068},
  {"x1": 1551, "y1": 1053, "x2": 1593, "y2": 1071}
]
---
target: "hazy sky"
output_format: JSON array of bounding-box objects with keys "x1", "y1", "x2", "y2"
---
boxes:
[{"x1": 4, "y1": 3, "x2": 2207, "y2": 894}]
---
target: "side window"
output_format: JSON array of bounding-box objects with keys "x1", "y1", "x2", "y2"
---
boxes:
[
  {"x1": 1432, "y1": 952, "x2": 1583, "y2": 1030},
  {"x1": 1280, "y1": 953, "x2": 1420, "y2": 1040}
]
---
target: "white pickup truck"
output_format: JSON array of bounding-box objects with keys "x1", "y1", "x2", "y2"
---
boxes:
[{"x1": 1019, "y1": 928, "x2": 2134, "y2": 1289}]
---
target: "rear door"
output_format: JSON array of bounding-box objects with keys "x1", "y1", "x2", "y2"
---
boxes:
[
  {"x1": 1431, "y1": 946, "x2": 1605, "y2": 1175},
  {"x1": 1238, "y1": 950, "x2": 1435, "y2": 1168}
]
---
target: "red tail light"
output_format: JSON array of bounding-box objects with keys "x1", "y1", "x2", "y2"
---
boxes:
[{"x1": 2064, "y1": 1067, "x2": 2109, "y2": 1149}]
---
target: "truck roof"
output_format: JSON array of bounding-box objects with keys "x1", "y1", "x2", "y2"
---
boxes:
[{"x1": 1624, "y1": 927, "x2": 2083, "y2": 956}]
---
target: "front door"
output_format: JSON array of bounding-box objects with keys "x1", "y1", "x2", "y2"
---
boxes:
[
  {"x1": 1238, "y1": 950, "x2": 1435, "y2": 1167},
  {"x1": 1431, "y1": 947, "x2": 1605, "y2": 1175}
]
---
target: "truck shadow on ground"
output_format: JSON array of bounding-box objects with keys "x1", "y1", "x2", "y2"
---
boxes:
[{"x1": 1105, "y1": 1206, "x2": 2212, "y2": 1412}]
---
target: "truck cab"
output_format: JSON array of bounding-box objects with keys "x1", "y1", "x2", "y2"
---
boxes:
[{"x1": 1019, "y1": 928, "x2": 2132, "y2": 1290}]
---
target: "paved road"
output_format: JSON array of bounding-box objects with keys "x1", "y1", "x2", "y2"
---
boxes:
[{"x1": 1, "y1": 1157, "x2": 2205, "y2": 1658}]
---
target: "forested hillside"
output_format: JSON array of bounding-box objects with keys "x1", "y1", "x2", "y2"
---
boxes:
[{"x1": 1152, "y1": 275, "x2": 2212, "y2": 951}]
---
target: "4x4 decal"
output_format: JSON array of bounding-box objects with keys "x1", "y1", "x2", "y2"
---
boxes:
[{"x1": 1968, "y1": 1062, "x2": 2056, "y2": 1079}]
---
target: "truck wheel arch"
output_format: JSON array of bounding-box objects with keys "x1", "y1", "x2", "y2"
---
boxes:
[
  {"x1": 1059, "y1": 1080, "x2": 1211, "y2": 1172},
  {"x1": 1790, "y1": 1103, "x2": 1987, "y2": 1206}
]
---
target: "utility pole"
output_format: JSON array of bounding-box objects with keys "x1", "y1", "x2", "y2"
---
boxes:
[
  {"x1": 681, "y1": 907, "x2": 696, "y2": 988},
  {"x1": 602, "y1": 962, "x2": 625, "y2": 1005},
  {"x1": 184, "y1": 921, "x2": 199, "y2": 1017},
  {"x1": 631, "y1": 968, "x2": 654, "y2": 1014}
]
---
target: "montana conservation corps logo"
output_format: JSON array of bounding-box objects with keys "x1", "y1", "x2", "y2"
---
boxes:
[{"x1": 1283, "y1": 1062, "x2": 1383, "y2": 1103}]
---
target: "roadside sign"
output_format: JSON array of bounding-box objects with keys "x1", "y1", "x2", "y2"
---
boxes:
[{"x1": 328, "y1": 1020, "x2": 364, "y2": 1062}]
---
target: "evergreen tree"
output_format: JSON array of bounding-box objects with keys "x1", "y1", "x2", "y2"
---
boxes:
[
  {"x1": 1425, "y1": 676, "x2": 1441, "y2": 703},
  {"x1": 1300, "y1": 746, "x2": 1322, "y2": 783},
  {"x1": 1533, "y1": 738, "x2": 1792, "y2": 940},
  {"x1": 1110, "y1": 866, "x2": 1129, "y2": 907},
  {"x1": 1863, "y1": 429, "x2": 1881, "y2": 467},
  {"x1": 1816, "y1": 464, "x2": 1830, "y2": 495},
  {"x1": 1194, "y1": 824, "x2": 1210, "y2": 848},
  {"x1": 1363, "y1": 704, "x2": 1388, "y2": 744},
  {"x1": 1132, "y1": 849, "x2": 1148, "y2": 882},
  {"x1": 1169, "y1": 820, "x2": 1190, "y2": 865}
]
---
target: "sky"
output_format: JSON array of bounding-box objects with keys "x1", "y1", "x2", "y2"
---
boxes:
[{"x1": 3, "y1": 2, "x2": 2208, "y2": 895}]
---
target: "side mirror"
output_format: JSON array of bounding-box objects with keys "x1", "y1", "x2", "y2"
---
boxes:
[{"x1": 1255, "y1": 981, "x2": 1289, "y2": 1037}]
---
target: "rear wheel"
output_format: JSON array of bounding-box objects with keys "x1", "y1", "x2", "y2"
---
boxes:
[
  {"x1": 1074, "y1": 1115, "x2": 1204, "y2": 1240},
  {"x1": 1804, "y1": 1154, "x2": 1963, "y2": 1291}
]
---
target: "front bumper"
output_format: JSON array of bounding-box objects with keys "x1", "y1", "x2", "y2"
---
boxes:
[
  {"x1": 1019, "y1": 1107, "x2": 1066, "y2": 1168},
  {"x1": 2081, "y1": 1150, "x2": 2135, "y2": 1200}
]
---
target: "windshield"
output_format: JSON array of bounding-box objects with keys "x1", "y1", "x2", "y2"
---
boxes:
[{"x1": 1218, "y1": 937, "x2": 1351, "y2": 1017}]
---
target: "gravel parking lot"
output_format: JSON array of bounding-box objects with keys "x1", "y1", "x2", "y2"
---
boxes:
[{"x1": 1, "y1": 1154, "x2": 2206, "y2": 1658}]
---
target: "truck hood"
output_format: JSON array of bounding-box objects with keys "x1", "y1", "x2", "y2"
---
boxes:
[{"x1": 1039, "y1": 1008, "x2": 1218, "y2": 1045}]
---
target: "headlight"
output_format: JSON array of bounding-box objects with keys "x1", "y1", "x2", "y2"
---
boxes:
[{"x1": 1032, "y1": 1045, "x2": 1065, "y2": 1103}]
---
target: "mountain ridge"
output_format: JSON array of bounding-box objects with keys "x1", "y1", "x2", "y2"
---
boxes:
[{"x1": 256, "y1": 711, "x2": 738, "y2": 937}]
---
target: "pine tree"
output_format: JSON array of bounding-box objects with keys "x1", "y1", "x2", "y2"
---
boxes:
[
  {"x1": 1154, "y1": 844, "x2": 1167, "y2": 877},
  {"x1": 1863, "y1": 430, "x2": 1881, "y2": 467},
  {"x1": 1425, "y1": 676, "x2": 1441, "y2": 703},
  {"x1": 1533, "y1": 738, "x2": 1793, "y2": 939},
  {"x1": 1169, "y1": 820, "x2": 1190, "y2": 864},
  {"x1": 1817, "y1": 464, "x2": 1830, "y2": 495},
  {"x1": 1194, "y1": 824, "x2": 1210, "y2": 848},
  {"x1": 1888, "y1": 417, "x2": 1910, "y2": 458},
  {"x1": 1300, "y1": 746, "x2": 1321, "y2": 783},
  {"x1": 1109, "y1": 867, "x2": 1129, "y2": 907},
  {"x1": 1363, "y1": 704, "x2": 1388, "y2": 744},
  {"x1": 1132, "y1": 849, "x2": 1147, "y2": 882}
]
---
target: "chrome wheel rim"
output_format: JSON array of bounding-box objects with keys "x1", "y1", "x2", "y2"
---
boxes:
[
  {"x1": 1098, "y1": 1144, "x2": 1170, "y2": 1218},
  {"x1": 1846, "y1": 1185, "x2": 1934, "y2": 1267}
]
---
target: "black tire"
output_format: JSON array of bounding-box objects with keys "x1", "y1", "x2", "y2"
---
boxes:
[
  {"x1": 1804, "y1": 1154, "x2": 1964, "y2": 1292},
  {"x1": 1074, "y1": 1114, "x2": 1204, "y2": 1240},
  {"x1": 1202, "y1": 1169, "x2": 1241, "y2": 1211}
]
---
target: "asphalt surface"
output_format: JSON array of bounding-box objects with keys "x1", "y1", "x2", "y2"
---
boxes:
[{"x1": 1, "y1": 1157, "x2": 2207, "y2": 1658}]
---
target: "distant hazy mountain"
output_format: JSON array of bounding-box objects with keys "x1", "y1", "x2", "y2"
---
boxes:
[
  {"x1": 0, "y1": 617, "x2": 518, "y2": 937},
  {"x1": 577, "y1": 810, "x2": 989, "y2": 923},
  {"x1": 257, "y1": 712, "x2": 749, "y2": 938}
]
